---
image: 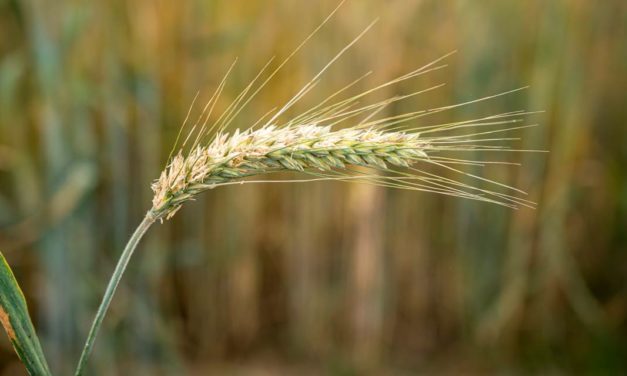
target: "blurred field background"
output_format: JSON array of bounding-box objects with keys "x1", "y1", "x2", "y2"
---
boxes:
[{"x1": 1, "y1": 0, "x2": 626, "y2": 374}]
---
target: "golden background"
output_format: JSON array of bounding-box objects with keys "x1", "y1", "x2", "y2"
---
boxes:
[{"x1": 0, "y1": 0, "x2": 626, "y2": 374}]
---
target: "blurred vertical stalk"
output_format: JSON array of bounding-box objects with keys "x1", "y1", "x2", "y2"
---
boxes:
[
  {"x1": 225, "y1": 185, "x2": 259, "y2": 351},
  {"x1": 535, "y1": 0, "x2": 605, "y2": 332},
  {"x1": 347, "y1": 182, "x2": 385, "y2": 369},
  {"x1": 75, "y1": 212, "x2": 156, "y2": 376},
  {"x1": 24, "y1": 0, "x2": 74, "y2": 372},
  {"x1": 287, "y1": 183, "x2": 325, "y2": 354}
]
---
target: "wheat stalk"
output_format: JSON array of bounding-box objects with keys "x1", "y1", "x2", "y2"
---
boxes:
[{"x1": 74, "y1": 7, "x2": 540, "y2": 374}]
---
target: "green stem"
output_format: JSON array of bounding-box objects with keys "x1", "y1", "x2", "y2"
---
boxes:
[{"x1": 74, "y1": 211, "x2": 156, "y2": 376}]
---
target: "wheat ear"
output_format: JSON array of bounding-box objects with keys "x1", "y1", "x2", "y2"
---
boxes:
[
  {"x1": 75, "y1": 14, "x2": 540, "y2": 376},
  {"x1": 150, "y1": 125, "x2": 429, "y2": 219}
]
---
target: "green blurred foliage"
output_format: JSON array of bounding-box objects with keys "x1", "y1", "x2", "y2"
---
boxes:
[{"x1": 0, "y1": 0, "x2": 626, "y2": 374}]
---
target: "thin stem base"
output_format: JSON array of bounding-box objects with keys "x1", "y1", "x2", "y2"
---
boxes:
[{"x1": 74, "y1": 212, "x2": 156, "y2": 376}]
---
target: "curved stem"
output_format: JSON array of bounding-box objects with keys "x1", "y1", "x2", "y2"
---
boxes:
[{"x1": 74, "y1": 212, "x2": 156, "y2": 376}]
